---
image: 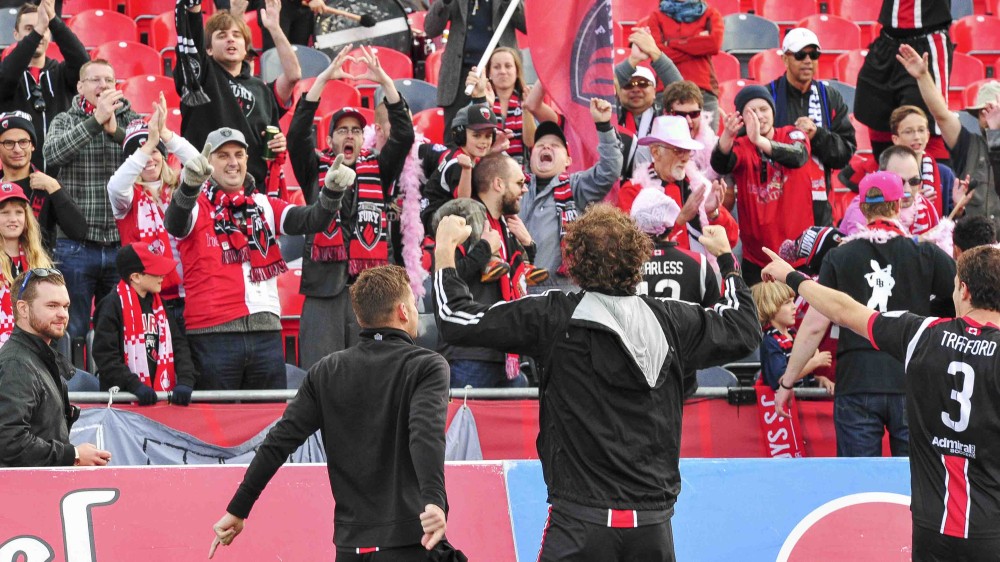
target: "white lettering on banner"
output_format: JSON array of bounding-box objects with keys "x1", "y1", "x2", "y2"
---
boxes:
[
  {"x1": 0, "y1": 489, "x2": 118, "y2": 562},
  {"x1": 756, "y1": 387, "x2": 805, "y2": 458}
]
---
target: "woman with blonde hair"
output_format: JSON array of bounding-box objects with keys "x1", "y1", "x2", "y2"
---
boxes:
[
  {"x1": 0, "y1": 182, "x2": 54, "y2": 346},
  {"x1": 107, "y1": 94, "x2": 200, "y2": 324}
]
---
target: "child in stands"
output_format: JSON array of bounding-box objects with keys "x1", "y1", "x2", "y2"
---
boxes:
[{"x1": 752, "y1": 280, "x2": 832, "y2": 392}]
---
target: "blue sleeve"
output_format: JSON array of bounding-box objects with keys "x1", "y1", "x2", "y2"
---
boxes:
[
  {"x1": 760, "y1": 335, "x2": 787, "y2": 390},
  {"x1": 937, "y1": 163, "x2": 954, "y2": 215}
]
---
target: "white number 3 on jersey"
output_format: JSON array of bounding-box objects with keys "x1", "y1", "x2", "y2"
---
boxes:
[{"x1": 943, "y1": 361, "x2": 975, "y2": 433}]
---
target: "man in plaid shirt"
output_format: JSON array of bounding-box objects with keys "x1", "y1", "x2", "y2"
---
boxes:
[{"x1": 43, "y1": 59, "x2": 140, "y2": 345}]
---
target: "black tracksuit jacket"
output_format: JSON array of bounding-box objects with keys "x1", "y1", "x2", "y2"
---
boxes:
[{"x1": 226, "y1": 328, "x2": 450, "y2": 548}]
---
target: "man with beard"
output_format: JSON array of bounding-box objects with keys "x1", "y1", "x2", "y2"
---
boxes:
[
  {"x1": 0, "y1": 0, "x2": 89, "y2": 173},
  {"x1": 0, "y1": 111, "x2": 85, "y2": 250},
  {"x1": 286, "y1": 45, "x2": 415, "y2": 367},
  {"x1": 0, "y1": 269, "x2": 111, "y2": 467},
  {"x1": 432, "y1": 153, "x2": 532, "y2": 388},
  {"x1": 517, "y1": 100, "x2": 621, "y2": 285},
  {"x1": 619, "y1": 115, "x2": 738, "y2": 255}
]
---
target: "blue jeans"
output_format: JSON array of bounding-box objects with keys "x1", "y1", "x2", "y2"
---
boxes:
[
  {"x1": 450, "y1": 359, "x2": 528, "y2": 389},
  {"x1": 834, "y1": 393, "x2": 909, "y2": 457},
  {"x1": 187, "y1": 331, "x2": 287, "y2": 390},
  {"x1": 55, "y1": 239, "x2": 120, "y2": 340}
]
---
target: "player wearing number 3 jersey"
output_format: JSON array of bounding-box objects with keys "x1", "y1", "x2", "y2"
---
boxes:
[{"x1": 764, "y1": 244, "x2": 1000, "y2": 561}]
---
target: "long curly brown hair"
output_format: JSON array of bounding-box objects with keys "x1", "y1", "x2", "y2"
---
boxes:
[{"x1": 563, "y1": 204, "x2": 652, "y2": 294}]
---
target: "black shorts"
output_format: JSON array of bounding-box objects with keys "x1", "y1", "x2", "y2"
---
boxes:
[
  {"x1": 854, "y1": 29, "x2": 953, "y2": 134},
  {"x1": 536, "y1": 507, "x2": 676, "y2": 562},
  {"x1": 912, "y1": 524, "x2": 1000, "y2": 561},
  {"x1": 335, "y1": 545, "x2": 428, "y2": 562}
]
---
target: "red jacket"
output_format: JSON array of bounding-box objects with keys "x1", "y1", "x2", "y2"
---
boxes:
[{"x1": 640, "y1": 7, "x2": 724, "y2": 96}]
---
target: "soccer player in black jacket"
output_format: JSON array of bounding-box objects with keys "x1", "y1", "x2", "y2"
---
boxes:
[
  {"x1": 765, "y1": 245, "x2": 1000, "y2": 561},
  {"x1": 209, "y1": 266, "x2": 450, "y2": 560},
  {"x1": 434, "y1": 205, "x2": 761, "y2": 562}
]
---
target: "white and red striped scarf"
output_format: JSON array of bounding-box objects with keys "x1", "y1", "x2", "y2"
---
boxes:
[
  {"x1": 117, "y1": 280, "x2": 175, "y2": 391},
  {"x1": 920, "y1": 154, "x2": 943, "y2": 216},
  {"x1": 0, "y1": 248, "x2": 27, "y2": 347}
]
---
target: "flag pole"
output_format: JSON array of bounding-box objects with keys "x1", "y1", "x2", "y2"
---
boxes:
[{"x1": 463, "y1": 0, "x2": 522, "y2": 96}]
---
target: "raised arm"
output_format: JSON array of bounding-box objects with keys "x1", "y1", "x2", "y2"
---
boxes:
[
  {"x1": 259, "y1": 0, "x2": 300, "y2": 106},
  {"x1": 896, "y1": 44, "x2": 961, "y2": 149}
]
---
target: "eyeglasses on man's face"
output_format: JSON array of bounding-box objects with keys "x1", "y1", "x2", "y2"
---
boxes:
[{"x1": 0, "y1": 138, "x2": 31, "y2": 150}]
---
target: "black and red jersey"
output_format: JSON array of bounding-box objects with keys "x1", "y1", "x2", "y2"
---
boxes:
[
  {"x1": 879, "y1": 0, "x2": 952, "y2": 32},
  {"x1": 638, "y1": 241, "x2": 720, "y2": 308},
  {"x1": 869, "y1": 312, "x2": 1000, "y2": 539}
]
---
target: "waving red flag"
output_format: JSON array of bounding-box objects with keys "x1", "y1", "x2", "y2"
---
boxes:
[{"x1": 524, "y1": 0, "x2": 618, "y2": 171}]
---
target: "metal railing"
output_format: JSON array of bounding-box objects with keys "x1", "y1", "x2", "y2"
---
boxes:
[{"x1": 68, "y1": 386, "x2": 832, "y2": 404}]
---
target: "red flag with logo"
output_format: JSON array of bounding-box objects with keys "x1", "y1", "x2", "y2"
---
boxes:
[{"x1": 524, "y1": 0, "x2": 618, "y2": 172}]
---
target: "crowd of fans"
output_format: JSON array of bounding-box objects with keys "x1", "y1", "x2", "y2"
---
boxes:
[{"x1": 0, "y1": 0, "x2": 998, "y2": 454}]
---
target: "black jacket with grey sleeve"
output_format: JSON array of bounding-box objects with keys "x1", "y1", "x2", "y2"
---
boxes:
[{"x1": 434, "y1": 254, "x2": 760, "y2": 512}]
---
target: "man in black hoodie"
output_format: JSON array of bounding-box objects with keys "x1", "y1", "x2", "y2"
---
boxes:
[
  {"x1": 173, "y1": 0, "x2": 301, "y2": 186},
  {"x1": 209, "y1": 265, "x2": 450, "y2": 561},
  {"x1": 0, "y1": 0, "x2": 89, "y2": 173}
]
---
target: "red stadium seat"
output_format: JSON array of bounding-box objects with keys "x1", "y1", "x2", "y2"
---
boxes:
[
  {"x1": 797, "y1": 14, "x2": 861, "y2": 79},
  {"x1": 412, "y1": 107, "x2": 446, "y2": 145},
  {"x1": 963, "y1": 78, "x2": 998, "y2": 108},
  {"x1": 120, "y1": 74, "x2": 180, "y2": 111},
  {"x1": 797, "y1": 14, "x2": 861, "y2": 53},
  {"x1": 346, "y1": 46, "x2": 413, "y2": 81},
  {"x1": 833, "y1": 49, "x2": 867, "y2": 86},
  {"x1": 612, "y1": 0, "x2": 657, "y2": 24},
  {"x1": 949, "y1": 52, "x2": 986, "y2": 109},
  {"x1": 92, "y1": 40, "x2": 163, "y2": 80},
  {"x1": 424, "y1": 49, "x2": 442, "y2": 85},
  {"x1": 68, "y1": 9, "x2": 138, "y2": 48},
  {"x1": 712, "y1": 51, "x2": 743, "y2": 82},
  {"x1": 753, "y1": 0, "x2": 819, "y2": 32},
  {"x1": 148, "y1": 11, "x2": 177, "y2": 74},
  {"x1": 277, "y1": 267, "x2": 304, "y2": 365},
  {"x1": 293, "y1": 78, "x2": 363, "y2": 121},
  {"x1": 952, "y1": 15, "x2": 1000, "y2": 69},
  {"x1": 708, "y1": 0, "x2": 741, "y2": 16},
  {"x1": 125, "y1": 0, "x2": 174, "y2": 42},
  {"x1": 717, "y1": 78, "x2": 761, "y2": 113},
  {"x1": 747, "y1": 49, "x2": 785, "y2": 82},
  {"x1": 407, "y1": 10, "x2": 427, "y2": 34},
  {"x1": 61, "y1": 0, "x2": 115, "y2": 18},
  {"x1": 165, "y1": 106, "x2": 182, "y2": 132},
  {"x1": 827, "y1": 0, "x2": 880, "y2": 39}
]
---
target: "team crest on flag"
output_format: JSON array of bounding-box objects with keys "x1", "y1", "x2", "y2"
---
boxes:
[
  {"x1": 569, "y1": 0, "x2": 617, "y2": 107},
  {"x1": 356, "y1": 201, "x2": 383, "y2": 251}
]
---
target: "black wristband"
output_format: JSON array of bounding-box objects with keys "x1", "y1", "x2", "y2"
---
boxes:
[
  {"x1": 785, "y1": 271, "x2": 809, "y2": 296},
  {"x1": 778, "y1": 378, "x2": 794, "y2": 390}
]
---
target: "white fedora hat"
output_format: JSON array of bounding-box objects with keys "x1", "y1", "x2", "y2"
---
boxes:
[{"x1": 637, "y1": 115, "x2": 704, "y2": 151}]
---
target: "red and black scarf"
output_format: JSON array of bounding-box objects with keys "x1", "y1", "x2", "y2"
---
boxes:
[
  {"x1": 485, "y1": 214, "x2": 527, "y2": 379},
  {"x1": 203, "y1": 181, "x2": 287, "y2": 282},
  {"x1": 0, "y1": 248, "x2": 27, "y2": 346},
  {"x1": 550, "y1": 173, "x2": 576, "y2": 276},
  {"x1": 493, "y1": 90, "x2": 524, "y2": 158},
  {"x1": 77, "y1": 96, "x2": 96, "y2": 116},
  {"x1": 312, "y1": 149, "x2": 389, "y2": 276},
  {"x1": 117, "y1": 280, "x2": 175, "y2": 391}
]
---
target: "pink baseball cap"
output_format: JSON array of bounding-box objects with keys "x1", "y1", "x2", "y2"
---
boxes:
[{"x1": 860, "y1": 171, "x2": 905, "y2": 203}]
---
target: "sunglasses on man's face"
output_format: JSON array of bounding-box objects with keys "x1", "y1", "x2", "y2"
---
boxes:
[
  {"x1": 905, "y1": 176, "x2": 924, "y2": 187},
  {"x1": 17, "y1": 268, "x2": 61, "y2": 300},
  {"x1": 793, "y1": 50, "x2": 821, "y2": 61},
  {"x1": 624, "y1": 80, "x2": 653, "y2": 90},
  {"x1": 669, "y1": 109, "x2": 702, "y2": 120}
]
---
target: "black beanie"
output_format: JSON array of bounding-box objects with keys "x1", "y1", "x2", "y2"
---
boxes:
[
  {"x1": 733, "y1": 85, "x2": 776, "y2": 115},
  {"x1": 0, "y1": 111, "x2": 38, "y2": 146},
  {"x1": 123, "y1": 119, "x2": 167, "y2": 158}
]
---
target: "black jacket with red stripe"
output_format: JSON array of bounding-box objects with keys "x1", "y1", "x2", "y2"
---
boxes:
[{"x1": 434, "y1": 254, "x2": 760, "y2": 512}]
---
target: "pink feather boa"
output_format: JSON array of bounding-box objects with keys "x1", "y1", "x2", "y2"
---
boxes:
[{"x1": 363, "y1": 125, "x2": 429, "y2": 298}]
